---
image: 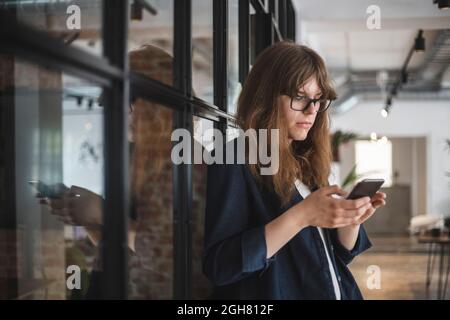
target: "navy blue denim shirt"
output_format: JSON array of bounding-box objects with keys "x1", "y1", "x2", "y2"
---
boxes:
[{"x1": 202, "y1": 147, "x2": 372, "y2": 300}]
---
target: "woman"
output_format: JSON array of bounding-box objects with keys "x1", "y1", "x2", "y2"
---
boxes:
[{"x1": 202, "y1": 41, "x2": 387, "y2": 300}]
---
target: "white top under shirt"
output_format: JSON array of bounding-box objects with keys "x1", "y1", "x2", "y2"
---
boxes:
[{"x1": 294, "y1": 179, "x2": 342, "y2": 300}]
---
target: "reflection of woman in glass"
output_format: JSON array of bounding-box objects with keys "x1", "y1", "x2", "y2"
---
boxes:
[
  {"x1": 203, "y1": 41, "x2": 386, "y2": 300},
  {"x1": 37, "y1": 44, "x2": 175, "y2": 298}
]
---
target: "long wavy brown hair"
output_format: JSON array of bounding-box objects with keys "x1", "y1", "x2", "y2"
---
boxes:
[{"x1": 236, "y1": 41, "x2": 337, "y2": 205}]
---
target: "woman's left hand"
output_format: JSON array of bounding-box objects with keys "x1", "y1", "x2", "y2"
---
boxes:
[{"x1": 352, "y1": 191, "x2": 387, "y2": 225}]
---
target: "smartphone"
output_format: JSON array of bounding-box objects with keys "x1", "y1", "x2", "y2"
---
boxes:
[
  {"x1": 29, "y1": 180, "x2": 68, "y2": 198},
  {"x1": 346, "y1": 179, "x2": 385, "y2": 200}
]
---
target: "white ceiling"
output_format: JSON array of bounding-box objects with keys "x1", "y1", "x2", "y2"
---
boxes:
[{"x1": 293, "y1": 0, "x2": 450, "y2": 72}]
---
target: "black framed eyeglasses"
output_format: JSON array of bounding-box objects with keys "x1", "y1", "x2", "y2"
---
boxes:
[{"x1": 290, "y1": 95, "x2": 333, "y2": 113}]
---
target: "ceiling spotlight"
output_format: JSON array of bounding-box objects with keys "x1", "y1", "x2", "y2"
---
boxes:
[
  {"x1": 439, "y1": 0, "x2": 450, "y2": 10},
  {"x1": 370, "y1": 132, "x2": 378, "y2": 141},
  {"x1": 131, "y1": 0, "x2": 143, "y2": 21},
  {"x1": 76, "y1": 96, "x2": 83, "y2": 107},
  {"x1": 381, "y1": 97, "x2": 392, "y2": 118},
  {"x1": 414, "y1": 30, "x2": 425, "y2": 52},
  {"x1": 130, "y1": 0, "x2": 157, "y2": 20},
  {"x1": 434, "y1": 0, "x2": 450, "y2": 10}
]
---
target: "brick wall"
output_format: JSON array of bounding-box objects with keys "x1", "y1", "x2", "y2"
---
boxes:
[
  {"x1": 128, "y1": 99, "x2": 212, "y2": 298},
  {"x1": 128, "y1": 45, "x2": 212, "y2": 299},
  {"x1": 129, "y1": 98, "x2": 174, "y2": 299}
]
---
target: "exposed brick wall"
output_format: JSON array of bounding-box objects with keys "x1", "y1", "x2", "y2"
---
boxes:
[
  {"x1": 128, "y1": 45, "x2": 212, "y2": 299},
  {"x1": 0, "y1": 229, "x2": 66, "y2": 299},
  {"x1": 129, "y1": 99, "x2": 174, "y2": 299},
  {"x1": 128, "y1": 45, "x2": 174, "y2": 299},
  {"x1": 0, "y1": 230, "x2": 22, "y2": 285},
  {"x1": 28, "y1": 230, "x2": 66, "y2": 300},
  {"x1": 128, "y1": 100, "x2": 212, "y2": 298}
]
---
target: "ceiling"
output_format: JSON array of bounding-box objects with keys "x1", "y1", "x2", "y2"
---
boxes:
[
  {"x1": 293, "y1": 0, "x2": 450, "y2": 72},
  {"x1": 292, "y1": 0, "x2": 450, "y2": 111}
]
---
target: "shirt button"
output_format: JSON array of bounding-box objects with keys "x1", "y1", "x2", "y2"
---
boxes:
[
  {"x1": 330, "y1": 245, "x2": 334, "y2": 251},
  {"x1": 338, "y1": 276, "x2": 342, "y2": 282}
]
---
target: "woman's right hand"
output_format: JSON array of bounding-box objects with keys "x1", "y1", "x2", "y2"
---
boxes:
[
  {"x1": 294, "y1": 185, "x2": 373, "y2": 228},
  {"x1": 36, "y1": 185, "x2": 103, "y2": 227}
]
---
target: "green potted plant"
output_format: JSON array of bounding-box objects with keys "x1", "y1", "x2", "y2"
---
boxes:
[
  {"x1": 341, "y1": 164, "x2": 382, "y2": 190},
  {"x1": 331, "y1": 130, "x2": 359, "y2": 162},
  {"x1": 341, "y1": 164, "x2": 363, "y2": 189}
]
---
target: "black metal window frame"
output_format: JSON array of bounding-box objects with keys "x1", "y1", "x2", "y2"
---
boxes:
[{"x1": 0, "y1": 0, "x2": 296, "y2": 299}]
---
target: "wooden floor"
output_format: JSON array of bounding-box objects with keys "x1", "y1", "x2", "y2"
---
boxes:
[{"x1": 348, "y1": 235, "x2": 449, "y2": 300}]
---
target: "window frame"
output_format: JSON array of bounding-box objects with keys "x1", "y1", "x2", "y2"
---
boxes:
[{"x1": 0, "y1": 0, "x2": 296, "y2": 299}]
